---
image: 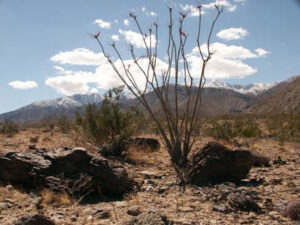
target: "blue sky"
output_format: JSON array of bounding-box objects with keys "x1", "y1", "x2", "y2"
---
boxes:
[{"x1": 0, "y1": 0, "x2": 299, "y2": 113}]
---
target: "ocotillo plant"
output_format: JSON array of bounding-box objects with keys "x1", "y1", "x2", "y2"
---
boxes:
[{"x1": 93, "y1": 4, "x2": 223, "y2": 184}]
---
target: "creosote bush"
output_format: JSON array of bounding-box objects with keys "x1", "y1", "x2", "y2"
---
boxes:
[
  {"x1": 265, "y1": 113, "x2": 300, "y2": 145},
  {"x1": 75, "y1": 86, "x2": 144, "y2": 150},
  {"x1": 205, "y1": 117, "x2": 262, "y2": 141}
]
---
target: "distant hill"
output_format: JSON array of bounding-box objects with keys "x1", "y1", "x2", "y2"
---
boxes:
[
  {"x1": 0, "y1": 77, "x2": 298, "y2": 123},
  {"x1": 0, "y1": 94, "x2": 103, "y2": 123},
  {"x1": 248, "y1": 76, "x2": 300, "y2": 113},
  {"x1": 127, "y1": 85, "x2": 256, "y2": 117}
]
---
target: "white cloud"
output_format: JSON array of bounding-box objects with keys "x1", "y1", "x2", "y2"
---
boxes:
[
  {"x1": 180, "y1": 4, "x2": 204, "y2": 16},
  {"x1": 114, "y1": 19, "x2": 119, "y2": 24},
  {"x1": 141, "y1": 6, "x2": 157, "y2": 17},
  {"x1": 45, "y1": 70, "x2": 96, "y2": 95},
  {"x1": 203, "y1": 0, "x2": 237, "y2": 12},
  {"x1": 9, "y1": 81, "x2": 38, "y2": 89},
  {"x1": 93, "y1": 19, "x2": 111, "y2": 29},
  {"x1": 147, "y1": 11, "x2": 157, "y2": 17},
  {"x1": 255, "y1": 48, "x2": 271, "y2": 57},
  {"x1": 111, "y1": 35, "x2": 119, "y2": 42},
  {"x1": 119, "y1": 29, "x2": 157, "y2": 48},
  {"x1": 181, "y1": 0, "x2": 237, "y2": 17},
  {"x1": 198, "y1": 42, "x2": 261, "y2": 59},
  {"x1": 186, "y1": 42, "x2": 270, "y2": 79},
  {"x1": 50, "y1": 48, "x2": 106, "y2": 66},
  {"x1": 123, "y1": 19, "x2": 130, "y2": 26},
  {"x1": 233, "y1": 0, "x2": 246, "y2": 3},
  {"x1": 46, "y1": 56, "x2": 171, "y2": 95},
  {"x1": 217, "y1": 27, "x2": 249, "y2": 41}
]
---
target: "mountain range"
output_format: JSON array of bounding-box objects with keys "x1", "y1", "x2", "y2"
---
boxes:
[{"x1": 0, "y1": 76, "x2": 299, "y2": 123}]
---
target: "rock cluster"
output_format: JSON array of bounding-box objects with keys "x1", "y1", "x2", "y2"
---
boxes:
[{"x1": 0, "y1": 147, "x2": 133, "y2": 197}]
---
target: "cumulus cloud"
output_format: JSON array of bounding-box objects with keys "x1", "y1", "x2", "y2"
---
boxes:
[
  {"x1": 203, "y1": 0, "x2": 237, "y2": 12},
  {"x1": 45, "y1": 70, "x2": 96, "y2": 95},
  {"x1": 9, "y1": 81, "x2": 38, "y2": 89},
  {"x1": 217, "y1": 27, "x2": 249, "y2": 41},
  {"x1": 255, "y1": 48, "x2": 271, "y2": 57},
  {"x1": 93, "y1": 19, "x2": 111, "y2": 29},
  {"x1": 119, "y1": 29, "x2": 157, "y2": 48},
  {"x1": 123, "y1": 19, "x2": 130, "y2": 26},
  {"x1": 50, "y1": 48, "x2": 106, "y2": 66},
  {"x1": 111, "y1": 35, "x2": 119, "y2": 41},
  {"x1": 181, "y1": 0, "x2": 238, "y2": 16},
  {"x1": 186, "y1": 42, "x2": 270, "y2": 79},
  {"x1": 46, "y1": 56, "x2": 170, "y2": 95}
]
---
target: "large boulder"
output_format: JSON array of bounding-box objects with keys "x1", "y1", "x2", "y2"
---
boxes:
[
  {"x1": 0, "y1": 148, "x2": 133, "y2": 197},
  {"x1": 189, "y1": 142, "x2": 253, "y2": 185}
]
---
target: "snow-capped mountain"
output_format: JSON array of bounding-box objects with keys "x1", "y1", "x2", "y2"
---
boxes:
[
  {"x1": 2, "y1": 76, "x2": 297, "y2": 123},
  {"x1": 205, "y1": 79, "x2": 279, "y2": 95},
  {"x1": 0, "y1": 93, "x2": 103, "y2": 123},
  {"x1": 32, "y1": 93, "x2": 103, "y2": 109}
]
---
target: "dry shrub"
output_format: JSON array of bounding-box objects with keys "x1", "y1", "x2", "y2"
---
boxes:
[{"x1": 40, "y1": 189, "x2": 72, "y2": 207}]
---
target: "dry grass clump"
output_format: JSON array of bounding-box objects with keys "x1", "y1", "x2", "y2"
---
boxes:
[{"x1": 40, "y1": 189, "x2": 72, "y2": 207}]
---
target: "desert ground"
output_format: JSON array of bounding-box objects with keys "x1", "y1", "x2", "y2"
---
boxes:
[{"x1": 0, "y1": 127, "x2": 299, "y2": 225}]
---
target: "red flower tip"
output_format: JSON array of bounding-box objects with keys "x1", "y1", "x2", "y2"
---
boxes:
[
  {"x1": 93, "y1": 31, "x2": 100, "y2": 39},
  {"x1": 197, "y1": 5, "x2": 201, "y2": 9},
  {"x1": 154, "y1": 22, "x2": 158, "y2": 27},
  {"x1": 214, "y1": 4, "x2": 218, "y2": 8},
  {"x1": 180, "y1": 30, "x2": 186, "y2": 37}
]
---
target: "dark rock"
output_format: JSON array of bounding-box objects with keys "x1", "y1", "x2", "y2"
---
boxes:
[
  {"x1": 227, "y1": 192, "x2": 261, "y2": 213},
  {"x1": 190, "y1": 142, "x2": 253, "y2": 185},
  {"x1": 284, "y1": 199, "x2": 300, "y2": 221},
  {"x1": 127, "y1": 206, "x2": 141, "y2": 216},
  {"x1": 0, "y1": 148, "x2": 133, "y2": 197},
  {"x1": 131, "y1": 137, "x2": 160, "y2": 151},
  {"x1": 251, "y1": 152, "x2": 270, "y2": 167},
  {"x1": 13, "y1": 214, "x2": 55, "y2": 225},
  {"x1": 128, "y1": 211, "x2": 167, "y2": 225}
]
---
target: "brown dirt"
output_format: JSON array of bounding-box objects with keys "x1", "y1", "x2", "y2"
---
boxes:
[{"x1": 0, "y1": 129, "x2": 299, "y2": 224}]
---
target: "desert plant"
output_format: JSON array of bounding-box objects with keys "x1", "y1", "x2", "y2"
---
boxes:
[
  {"x1": 79, "y1": 86, "x2": 142, "y2": 147},
  {"x1": 205, "y1": 117, "x2": 261, "y2": 141},
  {"x1": 57, "y1": 116, "x2": 71, "y2": 133},
  {"x1": 93, "y1": 3, "x2": 223, "y2": 184},
  {"x1": 265, "y1": 113, "x2": 300, "y2": 144},
  {"x1": 0, "y1": 119, "x2": 19, "y2": 135}
]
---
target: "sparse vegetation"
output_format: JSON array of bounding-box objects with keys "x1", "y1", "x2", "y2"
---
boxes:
[
  {"x1": 57, "y1": 115, "x2": 71, "y2": 133},
  {"x1": 0, "y1": 119, "x2": 19, "y2": 135},
  {"x1": 205, "y1": 117, "x2": 262, "y2": 141},
  {"x1": 264, "y1": 113, "x2": 300, "y2": 145},
  {"x1": 75, "y1": 86, "x2": 144, "y2": 151}
]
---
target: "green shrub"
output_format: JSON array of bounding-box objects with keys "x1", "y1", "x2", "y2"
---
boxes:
[
  {"x1": 205, "y1": 117, "x2": 261, "y2": 141},
  {"x1": 77, "y1": 86, "x2": 144, "y2": 146}
]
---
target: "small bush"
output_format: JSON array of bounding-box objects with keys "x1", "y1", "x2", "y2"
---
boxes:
[
  {"x1": 0, "y1": 119, "x2": 19, "y2": 135},
  {"x1": 205, "y1": 117, "x2": 261, "y2": 141},
  {"x1": 265, "y1": 113, "x2": 300, "y2": 145},
  {"x1": 57, "y1": 116, "x2": 71, "y2": 133},
  {"x1": 77, "y1": 86, "x2": 144, "y2": 149}
]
